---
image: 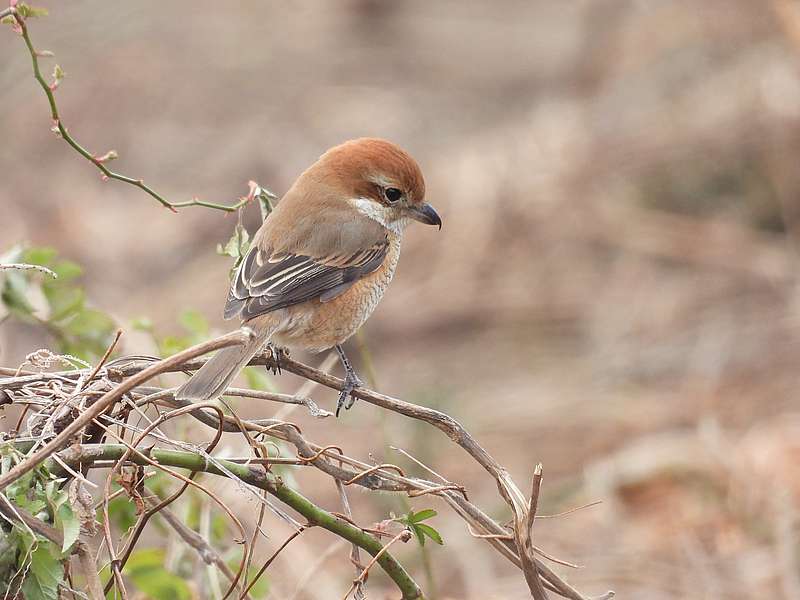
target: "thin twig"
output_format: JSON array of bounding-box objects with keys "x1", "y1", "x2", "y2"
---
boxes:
[
  {"x1": 1, "y1": 344, "x2": 608, "y2": 599},
  {"x1": 34, "y1": 442, "x2": 425, "y2": 600},
  {"x1": 0, "y1": 329, "x2": 254, "y2": 491},
  {"x1": 6, "y1": 8, "x2": 251, "y2": 213},
  {"x1": 239, "y1": 528, "x2": 306, "y2": 599},
  {"x1": 76, "y1": 329, "x2": 122, "y2": 394},
  {"x1": 74, "y1": 540, "x2": 104, "y2": 600},
  {"x1": 151, "y1": 500, "x2": 252, "y2": 600},
  {"x1": 342, "y1": 529, "x2": 412, "y2": 600},
  {"x1": 336, "y1": 479, "x2": 367, "y2": 599},
  {"x1": 0, "y1": 263, "x2": 58, "y2": 278},
  {"x1": 516, "y1": 464, "x2": 548, "y2": 600}
]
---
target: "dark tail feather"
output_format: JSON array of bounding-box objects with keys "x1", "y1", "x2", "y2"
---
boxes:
[{"x1": 175, "y1": 327, "x2": 271, "y2": 403}]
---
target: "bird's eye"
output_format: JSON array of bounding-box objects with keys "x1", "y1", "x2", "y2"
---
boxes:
[{"x1": 384, "y1": 187, "x2": 402, "y2": 203}]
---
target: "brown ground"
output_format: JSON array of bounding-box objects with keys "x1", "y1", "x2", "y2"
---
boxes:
[{"x1": 3, "y1": 1, "x2": 800, "y2": 598}]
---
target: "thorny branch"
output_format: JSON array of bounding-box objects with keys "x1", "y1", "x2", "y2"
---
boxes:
[
  {"x1": 0, "y1": 333, "x2": 613, "y2": 600},
  {"x1": 2, "y1": 6, "x2": 254, "y2": 213}
]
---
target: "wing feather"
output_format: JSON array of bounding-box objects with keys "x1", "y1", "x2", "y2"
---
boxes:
[{"x1": 223, "y1": 237, "x2": 389, "y2": 322}]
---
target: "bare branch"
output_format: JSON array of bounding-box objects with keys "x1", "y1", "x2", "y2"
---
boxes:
[
  {"x1": 151, "y1": 500, "x2": 253, "y2": 600},
  {"x1": 0, "y1": 263, "x2": 58, "y2": 278},
  {"x1": 4, "y1": 8, "x2": 252, "y2": 213},
  {"x1": 0, "y1": 329, "x2": 254, "y2": 491}
]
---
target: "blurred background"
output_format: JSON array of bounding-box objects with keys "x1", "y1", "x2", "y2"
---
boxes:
[{"x1": 3, "y1": 1, "x2": 800, "y2": 598}]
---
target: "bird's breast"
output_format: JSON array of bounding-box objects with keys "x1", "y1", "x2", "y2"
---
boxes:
[{"x1": 273, "y1": 236, "x2": 402, "y2": 351}]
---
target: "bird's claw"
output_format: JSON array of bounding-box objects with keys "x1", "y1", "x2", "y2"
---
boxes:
[
  {"x1": 265, "y1": 343, "x2": 285, "y2": 376},
  {"x1": 336, "y1": 371, "x2": 362, "y2": 417}
]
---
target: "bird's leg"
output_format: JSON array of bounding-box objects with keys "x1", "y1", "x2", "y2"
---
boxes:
[
  {"x1": 335, "y1": 344, "x2": 362, "y2": 417},
  {"x1": 265, "y1": 342, "x2": 285, "y2": 375}
]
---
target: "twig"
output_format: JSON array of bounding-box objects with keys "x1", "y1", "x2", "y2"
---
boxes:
[
  {"x1": 0, "y1": 329, "x2": 254, "y2": 491},
  {"x1": 391, "y1": 445, "x2": 449, "y2": 483},
  {"x1": 289, "y1": 539, "x2": 348, "y2": 600},
  {"x1": 2, "y1": 345, "x2": 609, "y2": 599},
  {"x1": 99, "y1": 404, "x2": 248, "y2": 600},
  {"x1": 74, "y1": 539, "x2": 104, "y2": 600},
  {"x1": 336, "y1": 479, "x2": 367, "y2": 599},
  {"x1": 5, "y1": 8, "x2": 251, "y2": 213},
  {"x1": 516, "y1": 464, "x2": 548, "y2": 600},
  {"x1": 273, "y1": 351, "x2": 339, "y2": 421},
  {"x1": 76, "y1": 329, "x2": 122, "y2": 393},
  {"x1": 343, "y1": 529, "x2": 412, "y2": 600},
  {"x1": 35, "y1": 442, "x2": 425, "y2": 600},
  {"x1": 344, "y1": 463, "x2": 406, "y2": 485},
  {"x1": 526, "y1": 464, "x2": 543, "y2": 539},
  {"x1": 408, "y1": 484, "x2": 466, "y2": 498},
  {"x1": 240, "y1": 528, "x2": 306, "y2": 599},
  {"x1": 0, "y1": 263, "x2": 58, "y2": 278},
  {"x1": 536, "y1": 501, "x2": 602, "y2": 519},
  {"x1": 151, "y1": 500, "x2": 252, "y2": 600}
]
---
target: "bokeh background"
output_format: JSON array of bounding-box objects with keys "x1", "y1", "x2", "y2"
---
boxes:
[{"x1": 3, "y1": 1, "x2": 800, "y2": 598}]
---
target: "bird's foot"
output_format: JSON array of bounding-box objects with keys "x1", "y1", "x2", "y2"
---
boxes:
[
  {"x1": 336, "y1": 369, "x2": 363, "y2": 417},
  {"x1": 265, "y1": 343, "x2": 287, "y2": 375},
  {"x1": 334, "y1": 343, "x2": 362, "y2": 417}
]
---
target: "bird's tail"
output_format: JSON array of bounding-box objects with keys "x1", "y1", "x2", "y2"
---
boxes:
[{"x1": 175, "y1": 326, "x2": 273, "y2": 403}]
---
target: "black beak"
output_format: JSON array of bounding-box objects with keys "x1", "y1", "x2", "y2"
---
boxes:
[{"x1": 409, "y1": 202, "x2": 442, "y2": 230}]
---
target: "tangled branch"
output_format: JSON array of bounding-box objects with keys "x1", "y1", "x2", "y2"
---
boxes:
[{"x1": 0, "y1": 331, "x2": 613, "y2": 600}]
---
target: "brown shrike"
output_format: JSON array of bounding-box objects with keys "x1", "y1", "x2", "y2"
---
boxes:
[{"x1": 175, "y1": 138, "x2": 441, "y2": 415}]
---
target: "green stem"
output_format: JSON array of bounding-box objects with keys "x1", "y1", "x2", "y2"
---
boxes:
[
  {"x1": 13, "y1": 442, "x2": 425, "y2": 600},
  {"x1": 8, "y1": 9, "x2": 247, "y2": 213}
]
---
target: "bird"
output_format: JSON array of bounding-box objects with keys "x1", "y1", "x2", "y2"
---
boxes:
[{"x1": 175, "y1": 138, "x2": 441, "y2": 416}]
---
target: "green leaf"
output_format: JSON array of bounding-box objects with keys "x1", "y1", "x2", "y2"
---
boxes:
[
  {"x1": 21, "y1": 542, "x2": 62, "y2": 600},
  {"x1": 45, "y1": 287, "x2": 84, "y2": 321},
  {"x1": 6, "y1": 247, "x2": 117, "y2": 360},
  {"x1": 9, "y1": 472, "x2": 39, "y2": 513},
  {"x1": 50, "y1": 261, "x2": 82, "y2": 283},
  {"x1": 63, "y1": 308, "x2": 114, "y2": 335},
  {"x1": 55, "y1": 504, "x2": 79, "y2": 554},
  {"x1": 59, "y1": 308, "x2": 116, "y2": 360},
  {"x1": 22, "y1": 247, "x2": 57, "y2": 267},
  {"x1": 126, "y1": 549, "x2": 190, "y2": 600},
  {"x1": 257, "y1": 187, "x2": 277, "y2": 221},
  {"x1": 216, "y1": 222, "x2": 251, "y2": 277},
  {"x1": 411, "y1": 524, "x2": 426, "y2": 547},
  {"x1": 415, "y1": 523, "x2": 444, "y2": 545},
  {"x1": 0, "y1": 529, "x2": 18, "y2": 575},
  {"x1": 19, "y1": 499, "x2": 47, "y2": 516},
  {"x1": 409, "y1": 509, "x2": 437, "y2": 523},
  {"x1": 1, "y1": 272, "x2": 35, "y2": 317},
  {"x1": 217, "y1": 224, "x2": 249, "y2": 258}
]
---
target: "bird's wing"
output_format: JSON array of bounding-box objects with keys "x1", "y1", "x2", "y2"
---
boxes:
[{"x1": 223, "y1": 238, "x2": 389, "y2": 321}]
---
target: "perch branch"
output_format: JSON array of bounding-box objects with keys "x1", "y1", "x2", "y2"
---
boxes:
[{"x1": 35, "y1": 442, "x2": 424, "y2": 600}]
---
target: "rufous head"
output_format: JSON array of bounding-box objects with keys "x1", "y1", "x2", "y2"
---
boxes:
[{"x1": 312, "y1": 138, "x2": 441, "y2": 233}]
